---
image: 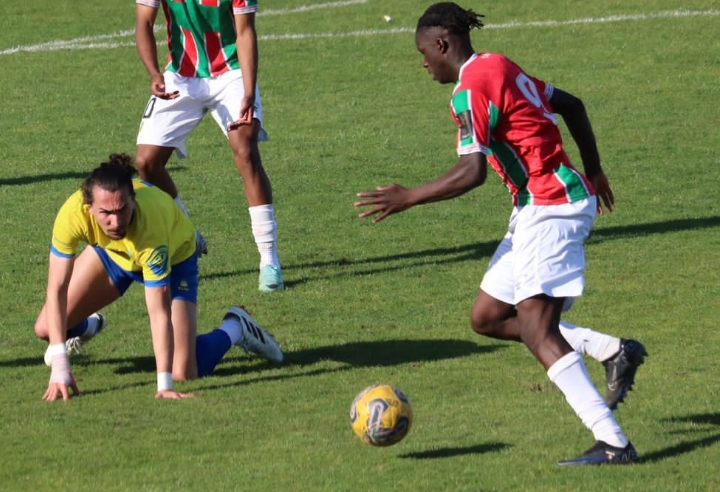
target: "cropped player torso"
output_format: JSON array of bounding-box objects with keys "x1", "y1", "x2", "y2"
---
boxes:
[
  {"x1": 137, "y1": 0, "x2": 258, "y2": 77},
  {"x1": 451, "y1": 53, "x2": 594, "y2": 206},
  {"x1": 51, "y1": 181, "x2": 196, "y2": 283}
]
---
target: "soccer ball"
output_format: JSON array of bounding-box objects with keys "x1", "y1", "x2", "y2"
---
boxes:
[{"x1": 350, "y1": 384, "x2": 413, "y2": 446}]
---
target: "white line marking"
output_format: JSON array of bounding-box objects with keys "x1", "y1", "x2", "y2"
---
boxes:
[
  {"x1": 262, "y1": 0, "x2": 367, "y2": 16},
  {"x1": 1, "y1": 9, "x2": 717, "y2": 56}
]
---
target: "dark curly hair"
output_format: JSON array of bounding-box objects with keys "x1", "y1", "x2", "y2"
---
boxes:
[
  {"x1": 416, "y1": 2, "x2": 484, "y2": 37},
  {"x1": 81, "y1": 153, "x2": 137, "y2": 205}
]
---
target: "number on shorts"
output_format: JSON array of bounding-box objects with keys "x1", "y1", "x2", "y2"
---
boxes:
[{"x1": 143, "y1": 97, "x2": 157, "y2": 119}]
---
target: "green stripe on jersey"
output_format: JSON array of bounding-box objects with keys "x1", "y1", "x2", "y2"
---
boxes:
[
  {"x1": 554, "y1": 163, "x2": 592, "y2": 202},
  {"x1": 451, "y1": 90, "x2": 474, "y2": 147},
  {"x1": 490, "y1": 140, "x2": 529, "y2": 189}
]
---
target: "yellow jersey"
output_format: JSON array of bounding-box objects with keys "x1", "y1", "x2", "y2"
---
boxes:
[{"x1": 50, "y1": 180, "x2": 196, "y2": 285}]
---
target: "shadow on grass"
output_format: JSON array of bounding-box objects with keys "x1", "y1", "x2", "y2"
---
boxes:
[
  {"x1": 398, "y1": 442, "x2": 511, "y2": 460},
  {"x1": 640, "y1": 434, "x2": 720, "y2": 463},
  {"x1": 638, "y1": 412, "x2": 720, "y2": 463},
  {"x1": 6, "y1": 338, "x2": 501, "y2": 394},
  {"x1": 0, "y1": 165, "x2": 187, "y2": 187},
  {"x1": 286, "y1": 339, "x2": 501, "y2": 367},
  {"x1": 202, "y1": 240, "x2": 498, "y2": 288},
  {"x1": 201, "y1": 216, "x2": 720, "y2": 286}
]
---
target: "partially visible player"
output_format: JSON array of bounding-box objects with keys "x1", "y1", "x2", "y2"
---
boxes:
[
  {"x1": 35, "y1": 154, "x2": 283, "y2": 403},
  {"x1": 355, "y1": 3, "x2": 644, "y2": 465},
  {"x1": 134, "y1": 0, "x2": 284, "y2": 292}
]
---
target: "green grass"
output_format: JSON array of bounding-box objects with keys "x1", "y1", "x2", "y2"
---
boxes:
[{"x1": 2, "y1": 1, "x2": 720, "y2": 491}]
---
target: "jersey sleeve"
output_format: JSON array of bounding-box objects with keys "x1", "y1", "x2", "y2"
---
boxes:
[
  {"x1": 136, "y1": 245, "x2": 172, "y2": 287},
  {"x1": 450, "y1": 88, "x2": 495, "y2": 157},
  {"x1": 528, "y1": 73, "x2": 554, "y2": 102},
  {"x1": 50, "y1": 196, "x2": 87, "y2": 258},
  {"x1": 233, "y1": 0, "x2": 258, "y2": 14}
]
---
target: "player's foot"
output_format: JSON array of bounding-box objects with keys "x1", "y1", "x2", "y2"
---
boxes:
[
  {"x1": 196, "y1": 231, "x2": 208, "y2": 256},
  {"x1": 603, "y1": 338, "x2": 648, "y2": 409},
  {"x1": 258, "y1": 264, "x2": 284, "y2": 293},
  {"x1": 224, "y1": 306, "x2": 284, "y2": 363},
  {"x1": 44, "y1": 313, "x2": 107, "y2": 366},
  {"x1": 557, "y1": 441, "x2": 638, "y2": 466}
]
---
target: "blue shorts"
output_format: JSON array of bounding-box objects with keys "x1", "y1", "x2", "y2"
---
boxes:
[{"x1": 93, "y1": 246, "x2": 199, "y2": 303}]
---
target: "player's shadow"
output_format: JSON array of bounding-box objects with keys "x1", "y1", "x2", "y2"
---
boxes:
[
  {"x1": 399, "y1": 442, "x2": 511, "y2": 460},
  {"x1": 286, "y1": 339, "x2": 503, "y2": 368},
  {"x1": 0, "y1": 166, "x2": 187, "y2": 187},
  {"x1": 201, "y1": 215, "x2": 720, "y2": 289},
  {"x1": 639, "y1": 412, "x2": 720, "y2": 463}
]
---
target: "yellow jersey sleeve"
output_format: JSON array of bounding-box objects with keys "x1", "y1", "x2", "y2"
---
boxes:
[{"x1": 50, "y1": 190, "x2": 94, "y2": 257}]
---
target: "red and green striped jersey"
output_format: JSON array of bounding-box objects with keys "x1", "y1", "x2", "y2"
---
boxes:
[
  {"x1": 137, "y1": 0, "x2": 258, "y2": 78},
  {"x1": 450, "y1": 53, "x2": 594, "y2": 206}
]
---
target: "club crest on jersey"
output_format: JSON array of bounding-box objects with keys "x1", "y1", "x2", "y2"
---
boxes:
[
  {"x1": 458, "y1": 110, "x2": 473, "y2": 144},
  {"x1": 147, "y1": 246, "x2": 169, "y2": 277}
]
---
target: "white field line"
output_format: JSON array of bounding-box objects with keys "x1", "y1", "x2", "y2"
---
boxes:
[{"x1": 1, "y1": 9, "x2": 717, "y2": 56}]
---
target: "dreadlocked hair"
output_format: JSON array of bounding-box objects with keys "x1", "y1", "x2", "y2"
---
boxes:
[
  {"x1": 416, "y1": 2, "x2": 484, "y2": 36},
  {"x1": 81, "y1": 153, "x2": 137, "y2": 205}
]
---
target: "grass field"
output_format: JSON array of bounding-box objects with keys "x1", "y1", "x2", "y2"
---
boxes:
[{"x1": 2, "y1": 1, "x2": 720, "y2": 490}]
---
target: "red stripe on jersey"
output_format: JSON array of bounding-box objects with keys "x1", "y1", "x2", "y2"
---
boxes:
[
  {"x1": 200, "y1": 0, "x2": 220, "y2": 6},
  {"x1": 205, "y1": 31, "x2": 228, "y2": 76},
  {"x1": 179, "y1": 27, "x2": 199, "y2": 76}
]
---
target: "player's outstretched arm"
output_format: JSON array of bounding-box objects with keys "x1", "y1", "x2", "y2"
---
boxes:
[{"x1": 355, "y1": 153, "x2": 486, "y2": 223}]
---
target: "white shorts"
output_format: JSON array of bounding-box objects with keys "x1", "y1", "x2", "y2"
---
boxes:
[
  {"x1": 480, "y1": 197, "x2": 597, "y2": 311},
  {"x1": 136, "y1": 70, "x2": 268, "y2": 159}
]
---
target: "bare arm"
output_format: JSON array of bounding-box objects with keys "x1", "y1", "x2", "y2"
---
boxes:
[
  {"x1": 135, "y1": 5, "x2": 178, "y2": 99},
  {"x1": 549, "y1": 87, "x2": 613, "y2": 213},
  {"x1": 144, "y1": 285, "x2": 193, "y2": 399},
  {"x1": 354, "y1": 152, "x2": 487, "y2": 223},
  {"x1": 228, "y1": 13, "x2": 259, "y2": 130},
  {"x1": 42, "y1": 254, "x2": 80, "y2": 402}
]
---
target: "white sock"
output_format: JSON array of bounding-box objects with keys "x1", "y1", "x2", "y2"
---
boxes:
[
  {"x1": 86, "y1": 315, "x2": 102, "y2": 337},
  {"x1": 559, "y1": 321, "x2": 621, "y2": 362},
  {"x1": 249, "y1": 204, "x2": 279, "y2": 268},
  {"x1": 175, "y1": 196, "x2": 190, "y2": 217},
  {"x1": 218, "y1": 316, "x2": 243, "y2": 346},
  {"x1": 547, "y1": 352, "x2": 628, "y2": 448}
]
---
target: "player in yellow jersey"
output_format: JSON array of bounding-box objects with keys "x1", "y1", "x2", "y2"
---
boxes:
[{"x1": 35, "y1": 154, "x2": 283, "y2": 402}]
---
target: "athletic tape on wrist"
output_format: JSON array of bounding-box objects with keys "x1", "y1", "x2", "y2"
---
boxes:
[{"x1": 157, "y1": 372, "x2": 173, "y2": 392}]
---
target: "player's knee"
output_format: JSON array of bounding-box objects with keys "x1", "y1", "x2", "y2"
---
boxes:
[
  {"x1": 470, "y1": 311, "x2": 497, "y2": 337},
  {"x1": 34, "y1": 316, "x2": 49, "y2": 340}
]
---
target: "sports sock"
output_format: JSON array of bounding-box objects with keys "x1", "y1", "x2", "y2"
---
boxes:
[
  {"x1": 559, "y1": 321, "x2": 621, "y2": 362},
  {"x1": 249, "y1": 204, "x2": 279, "y2": 268},
  {"x1": 547, "y1": 352, "x2": 628, "y2": 448},
  {"x1": 66, "y1": 318, "x2": 90, "y2": 339},
  {"x1": 195, "y1": 330, "x2": 232, "y2": 377},
  {"x1": 218, "y1": 315, "x2": 244, "y2": 345}
]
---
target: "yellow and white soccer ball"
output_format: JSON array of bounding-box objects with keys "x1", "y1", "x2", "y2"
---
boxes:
[{"x1": 350, "y1": 384, "x2": 413, "y2": 446}]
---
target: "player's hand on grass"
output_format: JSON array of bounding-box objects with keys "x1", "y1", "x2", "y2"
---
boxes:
[
  {"x1": 355, "y1": 184, "x2": 413, "y2": 223},
  {"x1": 590, "y1": 172, "x2": 614, "y2": 215},
  {"x1": 43, "y1": 353, "x2": 80, "y2": 402},
  {"x1": 155, "y1": 390, "x2": 195, "y2": 400}
]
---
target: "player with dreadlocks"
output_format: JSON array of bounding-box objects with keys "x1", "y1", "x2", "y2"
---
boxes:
[{"x1": 355, "y1": 2, "x2": 645, "y2": 466}]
